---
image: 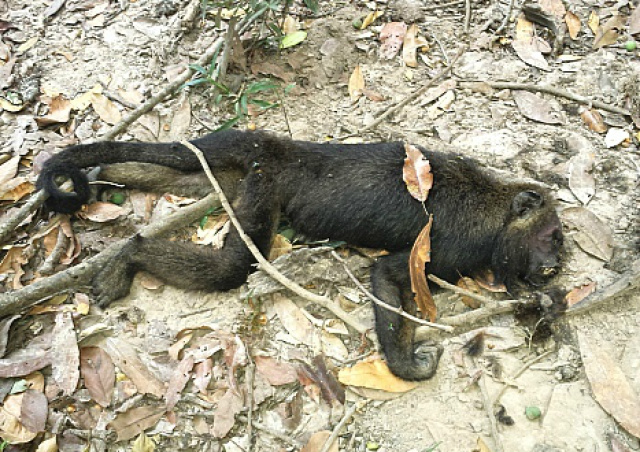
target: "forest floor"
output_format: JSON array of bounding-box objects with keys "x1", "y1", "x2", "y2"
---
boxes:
[{"x1": 0, "y1": 0, "x2": 639, "y2": 451}]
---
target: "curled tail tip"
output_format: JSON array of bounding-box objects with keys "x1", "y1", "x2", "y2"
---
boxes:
[{"x1": 37, "y1": 162, "x2": 90, "y2": 214}]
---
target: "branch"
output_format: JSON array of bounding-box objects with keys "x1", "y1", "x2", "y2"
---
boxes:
[
  {"x1": 0, "y1": 194, "x2": 222, "y2": 316},
  {"x1": 331, "y1": 251, "x2": 454, "y2": 333},
  {"x1": 179, "y1": 140, "x2": 369, "y2": 335},
  {"x1": 427, "y1": 274, "x2": 519, "y2": 306},
  {"x1": 319, "y1": 401, "x2": 368, "y2": 452}
]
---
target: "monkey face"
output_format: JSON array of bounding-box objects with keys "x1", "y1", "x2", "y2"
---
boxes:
[{"x1": 523, "y1": 219, "x2": 564, "y2": 287}]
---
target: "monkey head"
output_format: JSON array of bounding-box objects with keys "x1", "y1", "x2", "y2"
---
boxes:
[{"x1": 492, "y1": 189, "x2": 564, "y2": 292}]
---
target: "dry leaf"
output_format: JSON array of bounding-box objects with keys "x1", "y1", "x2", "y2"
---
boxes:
[
  {"x1": 107, "y1": 405, "x2": 165, "y2": 442},
  {"x1": 588, "y1": 10, "x2": 599, "y2": 34},
  {"x1": 104, "y1": 338, "x2": 165, "y2": 398},
  {"x1": 402, "y1": 24, "x2": 429, "y2": 68},
  {"x1": 301, "y1": 431, "x2": 338, "y2": 452},
  {"x1": 409, "y1": 217, "x2": 436, "y2": 321},
  {"x1": 379, "y1": 22, "x2": 407, "y2": 60},
  {"x1": 593, "y1": 15, "x2": 626, "y2": 49},
  {"x1": 477, "y1": 437, "x2": 492, "y2": 452},
  {"x1": 402, "y1": 143, "x2": 432, "y2": 202},
  {"x1": 361, "y1": 10, "x2": 384, "y2": 29},
  {"x1": 320, "y1": 330, "x2": 348, "y2": 361},
  {"x1": 193, "y1": 358, "x2": 213, "y2": 394},
  {"x1": 456, "y1": 277, "x2": 482, "y2": 309},
  {"x1": 268, "y1": 234, "x2": 292, "y2": 260},
  {"x1": 51, "y1": 312, "x2": 80, "y2": 396},
  {"x1": 298, "y1": 356, "x2": 345, "y2": 405},
  {"x1": 70, "y1": 84, "x2": 102, "y2": 111},
  {"x1": 19, "y1": 389, "x2": 47, "y2": 432},
  {"x1": 512, "y1": 39, "x2": 550, "y2": 71},
  {"x1": 513, "y1": 91, "x2": 565, "y2": 124},
  {"x1": 78, "y1": 202, "x2": 127, "y2": 222},
  {"x1": 212, "y1": 389, "x2": 243, "y2": 438},
  {"x1": 132, "y1": 433, "x2": 156, "y2": 452},
  {"x1": 630, "y1": 5, "x2": 640, "y2": 35},
  {"x1": 194, "y1": 214, "x2": 230, "y2": 247},
  {"x1": 35, "y1": 436, "x2": 57, "y2": 452},
  {"x1": 562, "y1": 207, "x2": 614, "y2": 262},
  {"x1": 568, "y1": 150, "x2": 595, "y2": 205},
  {"x1": 90, "y1": 93, "x2": 122, "y2": 124},
  {"x1": 17, "y1": 36, "x2": 38, "y2": 53},
  {"x1": 564, "y1": 281, "x2": 596, "y2": 307},
  {"x1": 254, "y1": 356, "x2": 298, "y2": 386},
  {"x1": 272, "y1": 294, "x2": 315, "y2": 344},
  {"x1": 0, "y1": 351, "x2": 51, "y2": 378},
  {"x1": 565, "y1": 11, "x2": 581, "y2": 39},
  {"x1": 0, "y1": 315, "x2": 20, "y2": 358},
  {"x1": 578, "y1": 331, "x2": 640, "y2": 438},
  {"x1": 36, "y1": 95, "x2": 71, "y2": 125},
  {"x1": 165, "y1": 355, "x2": 194, "y2": 411},
  {"x1": 348, "y1": 64, "x2": 365, "y2": 100},
  {"x1": 0, "y1": 177, "x2": 35, "y2": 202},
  {"x1": 0, "y1": 155, "x2": 20, "y2": 186},
  {"x1": 338, "y1": 358, "x2": 418, "y2": 393},
  {"x1": 604, "y1": 128, "x2": 630, "y2": 148},
  {"x1": 80, "y1": 347, "x2": 115, "y2": 407},
  {"x1": 579, "y1": 107, "x2": 607, "y2": 133}
]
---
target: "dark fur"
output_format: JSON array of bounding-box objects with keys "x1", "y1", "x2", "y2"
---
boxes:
[{"x1": 37, "y1": 129, "x2": 563, "y2": 380}]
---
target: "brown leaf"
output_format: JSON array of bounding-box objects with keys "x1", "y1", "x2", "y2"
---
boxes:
[
  {"x1": 103, "y1": 338, "x2": 165, "y2": 398},
  {"x1": 268, "y1": 234, "x2": 292, "y2": 260},
  {"x1": 473, "y1": 270, "x2": 507, "y2": 292},
  {"x1": 562, "y1": 207, "x2": 614, "y2": 261},
  {"x1": 361, "y1": 10, "x2": 383, "y2": 29},
  {"x1": 564, "y1": 282, "x2": 596, "y2": 307},
  {"x1": 90, "y1": 93, "x2": 122, "y2": 124},
  {"x1": 254, "y1": 356, "x2": 298, "y2": 386},
  {"x1": 567, "y1": 150, "x2": 596, "y2": 205},
  {"x1": 565, "y1": 11, "x2": 581, "y2": 39},
  {"x1": 0, "y1": 315, "x2": 20, "y2": 358},
  {"x1": 301, "y1": 431, "x2": 338, "y2": 452},
  {"x1": 348, "y1": 64, "x2": 365, "y2": 100},
  {"x1": 540, "y1": 0, "x2": 566, "y2": 17},
  {"x1": 513, "y1": 91, "x2": 565, "y2": 124},
  {"x1": 107, "y1": 405, "x2": 165, "y2": 442},
  {"x1": 579, "y1": 107, "x2": 607, "y2": 133},
  {"x1": 35, "y1": 436, "x2": 57, "y2": 452},
  {"x1": 51, "y1": 312, "x2": 79, "y2": 396},
  {"x1": 212, "y1": 389, "x2": 243, "y2": 438},
  {"x1": 512, "y1": 39, "x2": 550, "y2": 71},
  {"x1": 193, "y1": 358, "x2": 213, "y2": 394},
  {"x1": 19, "y1": 389, "x2": 47, "y2": 433},
  {"x1": 0, "y1": 155, "x2": 20, "y2": 186},
  {"x1": 77, "y1": 202, "x2": 128, "y2": 222},
  {"x1": 80, "y1": 347, "x2": 115, "y2": 407},
  {"x1": 409, "y1": 217, "x2": 436, "y2": 321},
  {"x1": 630, "y1": 5, "x2": 640, "y2": 35},
  {"x1": 0, "y1": 351, "x2": 51, "y2": 378},
  {"x1": 402, "y1": 24, "x2": 429, "y2": 68},
  {"x1": 578, "y1": 331, "x2": 640, "y2": 438},
  {"x1": 379, "y1": 22, "x2": 407, "y2": 60},
  {"x1": 165, "y1": 355, "x2": 194, "y2": 411},
  {"x1": 0, "y1": 177, "x2": 35, "y2": 202},
  {"x1": 36, "y1": 95, "x2": 71, "y2": 126},
  {"x1": 593, "y1": 15, "x2": 626, "y2": 49},
  {"x1": 298, "y1": 355, "x2": 345, "y2": 405},
  {"x1": 338, "y1": 358, "x2": 417, "y2": 393},
  {"x1": 456, "y1": 277, "x2": 482, "y2": 309},
  {"x1": 402, "y1": 143, "x2": 432, "y2": 202},
  {"x1": 588, "y1": 11, "x2": 599, "y2": 34}
]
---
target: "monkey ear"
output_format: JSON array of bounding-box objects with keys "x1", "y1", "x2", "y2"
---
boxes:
[{"x1": 512, "y1": 191, "x2": 543, "y2": 217}]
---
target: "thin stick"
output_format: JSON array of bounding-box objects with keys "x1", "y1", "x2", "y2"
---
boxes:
[
  {"x1": 463, "y1": 0, "x2": 472, "y2": 34},
  {"x1": 422, "y1": 0, "x2": 465, "y2": 11},
  {"x1": 0, "y1": 190, "x2": 47, "y2": 245},
  {"x1": 0, "y1": 194, "x2": 222, "y2": 316},
  {"x1": 245, "y1": 358, "x2": 256, "y2": 447},
  {"x1": 486, "y1": 82, "x2": 631, "y2": 116},
  {"x1": 331, "y1": 251, "x2": 454, "y2": 332},
  {"x1": 492, "y1": 350, "x2": 554, "y2": 405},
  {"x1": 319, "y1": 401, "x2": 368, "y2": 452},
  {"x1": 427, "y1": 274, "x2": 519, "y2": 306},
  {"x1": 336, "y1": 47, "x2": 466, "y2": 140},
  {"x1": 237, "y1": 415, "x2": 302, "y2": 448},
  {"x1": 494, "y1": 0, "x2": 516, "y2": 35},
  {"x1": 475, "y1": 359, "x2": 504, "y2": 452},
  {"x1": 180, "y1": 140, "x2": 369, "y2": 335}
]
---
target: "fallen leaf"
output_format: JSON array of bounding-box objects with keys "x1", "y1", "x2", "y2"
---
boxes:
[
  {"x1": 456, "y1": 277, "x2": 482, "y2": 309},
  {"x1": 402, "y1": 24, "x2": 429, "y2": 68},
  {"x1": 361, "y1": 10, "x2": 383, "y2": 29},
  {"x1": 379, "y1": 22, "x2": 407, "y2": 60},
  {"x1": 587, "y1": 10, "x2": 599, "y2": 34},
  {"x1": 78, "y1": 202, "x2": 128, "y2": 222},
  {"x1": 565, "y1": 281, "x2": 596, "y2": 307},
  {"x1": 90, "y1": 93, "x2": 122, "y2": 124},
  {"x1": 568, "y1": 149, "x2": 595, "y2": 205},
  {"x1": 268, "y1": 234, "x2": 292, "y2": 260},
  {"x1": 0, "y1": 351, "x2": 51, "y2": 378},
  {"x1": 604, "y1": 128, "x2": 630, "y2": 148},
  {"x1": 565, "y1": 11, "x2": 581, "y2": 39},
  {"x1": 320, "y1": 330, "x2": 348, "y2": 361},
  {"x1": 80, "y1": 347, "x2": 115, "y2": 407},
  {"x1": 35, "y1": 436, "x2": 57, "y2": 452},
  {"x1": 272, "y1": 294, "x2": 315, "y2": 344},
  {"x1": 132, "y1": 433, "x2": 156, "y2": 452},
  {"x1": 578, "y1": 331, "x2": 640, "y2": 438},
  {"x1": 477, "y1": 437, "x2": 492, "y2": 452},
  {"x1": 0, "y1": 315, "x2": 20, "y2": 358},
  {"x1": 301, "y1": 431, "x2": 338, "y2": 452},
  {"x1": 513, "y1": 90, "x2": 565, "y2": 124},
  {"x1": 403, "y1": 143, "x2": 432, "y2": 202},
  {"x1": 107, "y1": 405, "x2": 165, "y2": 442},
  {"x1": 338, "y1": 358, "x2": 417, "y2": 393},
  {"x1": 282, "y1": 15, "x2": 299, "y2": 35},
  {"x1": 280, "y1": 30, "x2": 307, "y2": 49},
  {"x1": 163, "y1": 93, "x2": 191, "y2": 140},
  {"x1": 165, "y1": 355, "x2": 194, "y2": 411},
  {"x1": 44, "y1": 0, "x2": 66, "y2": 19},
  {"x1": 51, "y1": 312, "x2": 79, "y2": 396},
  {"x1": 103, "y1": 338, "x2": 165, "y2": 398},
  {"x1": 212, "y1": 389, "x2": 243, "y2": 438},
  {"x1": 512, "y1": 39, "x2": 551, "y2": 71},
  {"x1": 630, "y1": 6, "x2": 640, "y2": 35},
  {"x1": 17, "y1": 37, "x2": 38, "y2": 53},
  {"x1": 419, "y1": 79, "x2": 457, "y2": 107},
  {"x1": 19, "y1": 389, "x2": 47, "y2": 432},
  {"x1": 70, "y1": 84, "x2": 102, "y2": 111},
  {"x1": 579, "y1": 107, "x2": 607, "y2": 133},
  {"x1": 0, "y1": 177, "x2": 35, "y2": 202},
  {"x1": 409, "y1": 217, "x2": 436, "y2": 321},
  {"x1": 348, "y1": 64, "x2": 365, "y2": 100},
  {"x1": 193, "y1": 358, "x2": 213, "y2": 394},
  {"x1": 609, "y1": 433, "x2": 633, "y2": 452},
  {"x1": 0, "y1": 155, "x2": 20, "y2": 186},
  {"x1": 298, "y1": 355, "x2": 345, "y2": 405},
  {"x1": 562, "y1": 207, "x2": 614, "y2": 262},
  {"x1": 254, "y1": 356, "x2": 298, "y2": 386},
  {"x1": 593, "y1": 15, "x2": 626, "y2": 49},
  {"x1": 36, "y1": 95, "x2": 71, "y2": 125}
]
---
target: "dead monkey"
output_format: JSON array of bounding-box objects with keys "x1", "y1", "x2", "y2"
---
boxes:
[{"x1": 37, "y1": 129, "x2": 564, "y2": 380}]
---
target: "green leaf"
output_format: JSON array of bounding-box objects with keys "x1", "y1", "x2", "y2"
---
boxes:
[
  {"x1": 280, "y1": 30, "x2": 307, "y2": 49},
  {"x1": 303, "y1": 0, "x2": 318, "y2": 13},
  {"x1": 189, "y1": 64, "x2": 208, "y2": 75},
  {"x1": 284, "y1": 82, "x2": 296, "y2": 94},
  {"x1": 246, "y1": 80, "x2": 279, "y2": 94},
  {"x1": 215, "y1": 116, "x2": 241, "y2": 131},
  {"x1": 185, "y1": 78, "x2": 210, "y2": 87},
  {"x1": 239, "y1": 94, "x2": 249, "y2": 115}
]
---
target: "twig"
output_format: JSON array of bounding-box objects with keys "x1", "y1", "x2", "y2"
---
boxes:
[
  {"x1": 486, "y1": 81, "x2": 631, "y2": 116},
  {"x1": 180, "y1": 140, "x2": 369, "y2": 335},
  {"x1": 493, "y1": 350, "x2": 554, "y2": 405},
  {"x1": 427, "y1": 274, "x2": 519, "y2": 307},
  {"x1": 464, "y1": 0, "x2": 472, "y2": 34},
  {"x1": 0, "y1": 194, "x2": 222, "y2": 316},
  {"x1": 217, "y1": 15, "x2": 235, "y2": 82},
  {"x1": 245, "y1": 357, "x2": 256, "y2": 447},
  {"x1": 237, "y1": 415, "x2": 302, "y2": 448},
  {"x1": 39, "y1": 228, "x2": 68, "y2": 275},
  {"x1": 566, "y1": 259, "x2": 640, "y2": 315},
  {"x1": 320, "y1": 401, "x2": 369, "y2": 452},
  {"x1": 422, "y1": 0, "x2": 465, "y2": 11},
  {"x1": 336, "y1": 47, "x2": 466, "y2": 140},
  {"x1": 0, "y1": 190, "x2": 47, "y2": 245},
  {"x1": 430, "y1": 32, "x2": 449, "y2": 65},
  {"x1": 474, "y1": 358, "x2": 504, "y2": 452},
  {"x1": 331, "y1": 251, "x2": 454, "y2": 333},
  {"x1": 494, "y1": 0, "x2": 516, "y2": 35}
]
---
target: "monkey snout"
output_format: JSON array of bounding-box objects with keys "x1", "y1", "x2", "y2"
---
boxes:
[{"x1": 540, "y1": 266, "x2": 558, "y2": 276}]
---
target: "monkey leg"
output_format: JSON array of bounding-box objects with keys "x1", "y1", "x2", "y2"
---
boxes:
[
  {"x1": 92, "y1": 170, "x2": 280, "y2": 306},
  {"x1": 371, "y1": 252, "x2": 443, "y2": 380}
]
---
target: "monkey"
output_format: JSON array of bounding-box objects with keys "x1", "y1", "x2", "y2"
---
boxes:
[{"x1": 37, "y1": 129, "x2": 564, "y2": 381}]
